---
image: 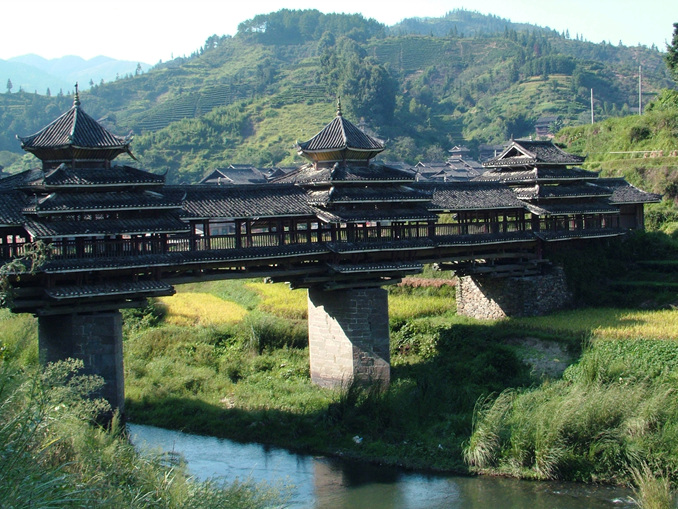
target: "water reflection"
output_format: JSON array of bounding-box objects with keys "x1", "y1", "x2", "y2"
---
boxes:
[{"x1": 128, "y1": 423, "x2": 634, "y2": 509}]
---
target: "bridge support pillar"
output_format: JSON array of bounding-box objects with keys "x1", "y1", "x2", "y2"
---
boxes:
[
  {"x1": 456, "y1": 266, "x2": 572, "y2": 320},
  {"x1": 38, "y1": 311, "x2": 124, "y2": 417},
  {"x1": 307, "y1": 287, "x2": 390, "y2": 388}
]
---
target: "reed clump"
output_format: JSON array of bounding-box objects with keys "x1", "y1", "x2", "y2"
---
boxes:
[{"x1": 465, "y1": 336, "x2": 678, "y2": 484}]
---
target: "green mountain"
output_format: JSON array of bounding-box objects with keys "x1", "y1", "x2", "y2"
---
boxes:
[{"x1": 0, "y1": 9, "x2": 674, "y2": 185}]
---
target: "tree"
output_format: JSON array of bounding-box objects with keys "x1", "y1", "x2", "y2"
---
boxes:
[
  {"x1": 665, "y1": 22, "x2": 678, "y2": 82},
  {"x1": 6, "y1": 78, "x2": 12, "y2": 93}
]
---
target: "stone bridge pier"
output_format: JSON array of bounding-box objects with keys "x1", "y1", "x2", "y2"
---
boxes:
[
  {"x1": 38, "y1": 312, "x2": 125, "y2": 417},
  {"x1": 456, "y1": 266, "x2": 572, "y2": 320},
  {"x1": 307, "y1": 287, "x2": 391, "y2": 388}
]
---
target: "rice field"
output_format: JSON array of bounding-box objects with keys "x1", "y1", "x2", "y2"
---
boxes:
[
  {"x1": 157, "y1": 292, "x2": 248, "y2": 327},
  {"x1": 509, "y1": 308, "x2": 678, "y2": 341}
]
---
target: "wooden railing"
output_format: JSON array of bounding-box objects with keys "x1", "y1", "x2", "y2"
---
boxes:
[{"x1": 0, "y1": 217, "x2": 623, "y2": 263}]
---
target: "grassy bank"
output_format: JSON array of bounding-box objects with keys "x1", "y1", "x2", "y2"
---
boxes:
[
  {"x1": 120, "y1": 275, "x2": 675, "y2": 480},
  {"x1": 3, "y1": 232, "x2": 678, "y2": 497},
  {"x1": 0, "y1": 309, "x2": 283, "y2": 508}
]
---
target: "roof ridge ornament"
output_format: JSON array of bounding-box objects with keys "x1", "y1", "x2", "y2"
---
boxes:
[
  {"x1": 336, "y1": 96, "x2": 342, "y2": 117},
  {"x1": 73, "y1": 83, "x2": 80, "y2": 107}
]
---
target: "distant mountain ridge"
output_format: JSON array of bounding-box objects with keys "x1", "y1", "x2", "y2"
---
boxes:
[
  {"x1": 389, "y1": 9, "x2": 558, "y2": 38},
  {"x1": 0, "y1": 9, "x2": 674, "y2": 184},
  {"x1": 0, "y1": 54, "x2": 151, "y2": 95}
]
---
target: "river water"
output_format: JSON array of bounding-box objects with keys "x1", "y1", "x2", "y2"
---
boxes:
[{"x1": 128, "y1": 423, "x2": 635, "y2": 508}]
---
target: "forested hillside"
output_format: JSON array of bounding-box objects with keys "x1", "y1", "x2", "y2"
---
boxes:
[{"x1": 0, "y1": 9, "x2": 674, "y2": 184}]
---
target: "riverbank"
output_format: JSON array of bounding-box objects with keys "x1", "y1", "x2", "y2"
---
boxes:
[
  {"x1": 0, "y1": 316, "x2": 283, "y2": 508},
  {"x1": 120, "y1": 265, "x2": 678, "y2": 487}
]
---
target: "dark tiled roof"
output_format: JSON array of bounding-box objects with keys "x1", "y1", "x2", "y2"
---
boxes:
[
  {"x1": 526, "y1": 201, "x2": 620, "y2": 216},
  {"x1": 413, "y1": 181, "x2": 526, "y2": 211},
  {"x1": 484, "y1": 140, "x2": 584, "y2": 167},
  {"x1": 0, "y1": 169, "x2": 44, "y2": 189},
  {"x1": 0, "y1": 191, "x2": 29, "y2": 225},
  {"x1": 177, "y1": 184, "x2": 314, "y2": 219},
  {"x1": 328, "y1": 262, "x2": 423, "y2": 273},
  {"x1": 297, "y1": 113, "x2": 384, "y2": 153},
  {"x1": 18, "y1": 101, "x2": 132, "y2": 155},
  {"x1": 307, "y1": 185, "x2": 431, "y2": 206},
  {"x1": 16, "y1": 165, "x2": 164, "y2": 188},
  {"x1": 41, "y1": 243, "x2": 329, "y2": 273},
  {"x1": 596, "y1": 178, "x2": 662, "y2": 204},
  {"x1": 328, "y1": 238, "x2": 435, "y2": 253},
  {"x1": 25, "y1": 214, "x2": 189, "y2": 238},
  {"x1": 515, "y1": 183, "x2": 612, "y2": 200},
  {"x1": 200, "y1": 167, "x2": 267, "y2": 185},
  {"x1": 313, "y1": 206, "x2": 437, "y2": 223},
  {"x1": 24, "y1": 190, "x2": 183, "y2": 214},
  {"x1": 274, "y1": 162, "x2": 415, "y2": 185},
  {"x1": 45, "y1": 280, "x2": 174, "y2": 300},
  {"x1": 476, "y1": 166, "x2": 598, "y2": 183},
  {"x1": 436, "y1": 230, "x2": 535, "y2": 247}
]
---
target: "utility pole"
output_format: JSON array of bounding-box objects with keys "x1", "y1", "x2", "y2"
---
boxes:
[
  {"x1": 638, "y1": 65, "x2": 642, "y2": 115},
  {"x1": 591, "y1": 88, "x2": 594, "y2": 124}
]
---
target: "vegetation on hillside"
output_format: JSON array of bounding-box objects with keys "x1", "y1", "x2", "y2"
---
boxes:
[{"x1": 0, "y1": 9, "x2": 673, "y2": 184}]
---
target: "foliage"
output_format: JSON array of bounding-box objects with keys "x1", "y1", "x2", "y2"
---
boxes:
[
  {"x1": 665, "y1": 22, "x2": 678, "y2": 82},
  {"x1": 464, "y1": 332, "x2": 678, "y2": 485},
  {"x1": 1, "y1": 10, "x2": 674, "y2": 177},
  {"x1": 0, "y1": 356, "x2": 281, "y2": 508},
  {"x1": 630, "y1": 462, "x2": 674, "y2": 509},
  {"x1": 236, "y1": 9, "x2": 385, "y2": 44},
  {"x1": 0, "y1": 240, "x2": 51, "y2": 307},
  {"x1": 544, "y1": 231, "x2": 678, "y2": 308}
]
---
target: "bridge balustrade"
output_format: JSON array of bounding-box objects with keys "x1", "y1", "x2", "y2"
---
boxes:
[{"x1": 0, "y1": 214, "x2": 624, "y2": 264}]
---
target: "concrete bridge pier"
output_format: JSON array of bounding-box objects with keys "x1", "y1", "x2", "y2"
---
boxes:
[
  {"x1": 307, "y1": 287, "x2": 390, "y2": 388},
  {"x1": 38, "y1": 311, "x2": 124, "y2": 417}
]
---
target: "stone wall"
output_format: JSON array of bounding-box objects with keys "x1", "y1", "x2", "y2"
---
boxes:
[
  {"x1": 456, "y1": 266, "x2": 572, "y2": 320},
  {"x1": 38, "y1": 311, "x2": 124, "y2": 414},
  {"x1": 307, "y1": 287, "x2": 390, "y2": 388}
]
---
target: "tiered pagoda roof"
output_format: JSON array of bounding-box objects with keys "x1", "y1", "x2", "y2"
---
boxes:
[
  {"x1": 8, "y1": 93, "x2": 186, "y2": 242},
  {"x1": 18, "y1": 87, "x2": 133, "y2": 167},
  {"x1": 596, "y1": 178, "x2": 662, "y2": 205},
  {"x1": 474, "y1": 139, "x2": 660, "y2": 235},
  {"x1": 281, "y1": 101, "x2": 435, "y2": 224},
  {"x1": 296, "y1": 100, "x2": 384, "y2": 164},
  {"x1": 482, "y1": 139, "x2": 584, "y2": 168}
]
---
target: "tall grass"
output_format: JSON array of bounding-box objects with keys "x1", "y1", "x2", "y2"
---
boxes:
[
  {"x1": 0, "y1": 358, "x2": 281, "y2": 508},
  {"x1": 630, "y1": 463, "x2": 674, "y2": 509},
  {"x1": 245, "y1": 281, "x2": 308, "y2": 320},
  {"x1": 464, "y1": 336, "x2": 678, "y2": 484}
]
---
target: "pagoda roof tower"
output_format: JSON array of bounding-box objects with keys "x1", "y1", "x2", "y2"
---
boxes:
[
  {"x1": 18, "y1": 85, "x2": 134, "y2": 168},
  {"x1": 296, "y1": 99, "x2": 384, "y2": 165},
  {"x1": 279, "y1": 101, "x2": 434, "y2": 224},
  {"x1": 483, "y1": 139, "x2": 584, "y2": 168}
]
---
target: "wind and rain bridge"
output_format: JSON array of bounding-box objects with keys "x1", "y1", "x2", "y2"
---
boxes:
[{"x1": 0, "y1": 94, "x2": 659, "y2": 414}]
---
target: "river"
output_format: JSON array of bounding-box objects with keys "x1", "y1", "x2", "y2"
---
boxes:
[{"x1": 128, "y1": 423, "x2": 635, "y2": 508}]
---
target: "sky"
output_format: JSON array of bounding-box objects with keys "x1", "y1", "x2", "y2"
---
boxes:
[{"x1": 1, "y1": 0, "x2": 677, "y2": 64}]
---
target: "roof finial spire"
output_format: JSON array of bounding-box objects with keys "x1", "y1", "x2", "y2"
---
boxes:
[
  {"x1": 73, "y1": 83, "x2": 80, "y2": 107},
  {"x1": 336, "y1": 96, "x2": 342, "y2": 117}
]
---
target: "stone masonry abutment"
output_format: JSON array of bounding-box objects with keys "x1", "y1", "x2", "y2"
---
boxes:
[
  {"x1": 307, "y1": 287, "x2": 390, "y2": 388},
  {"x1": 456, "y1": 266, "x2": 572, "y2": 320},
  {"x1": 38, "y1": 311, "x2": 125, "y2": 416}
]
